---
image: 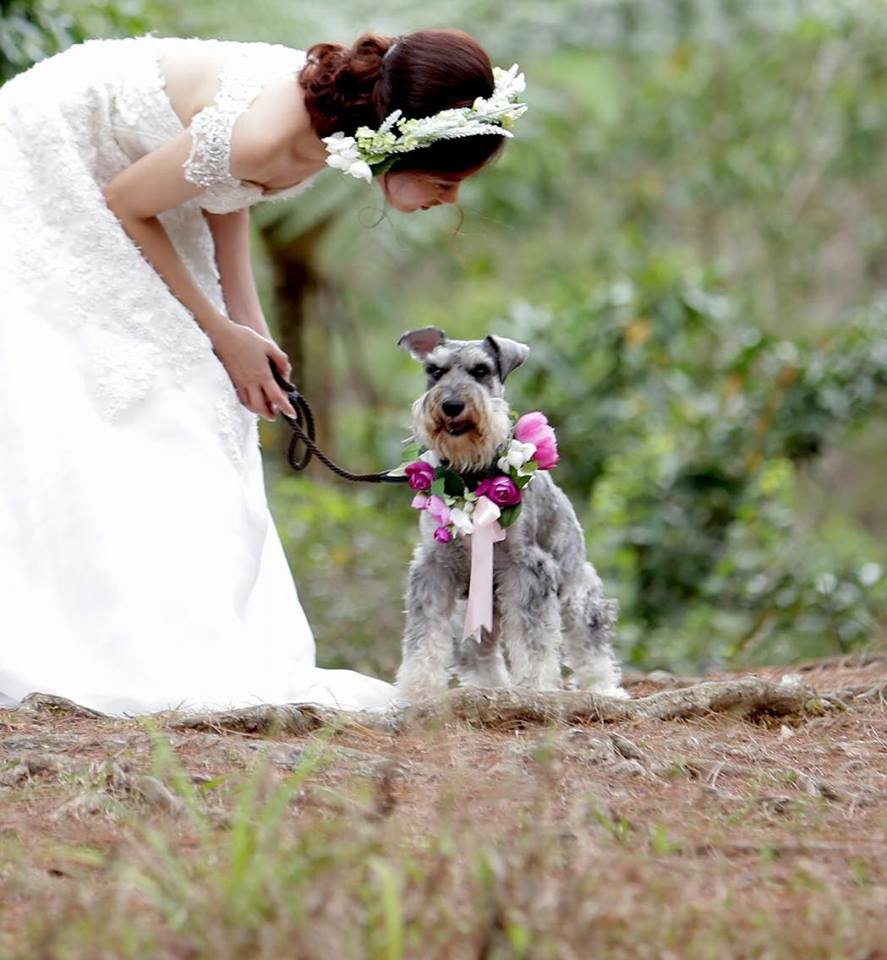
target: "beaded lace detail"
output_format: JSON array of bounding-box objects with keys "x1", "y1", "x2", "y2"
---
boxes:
[{"x1": 181, "y1": 42, "x2": 316, "y2": 215}]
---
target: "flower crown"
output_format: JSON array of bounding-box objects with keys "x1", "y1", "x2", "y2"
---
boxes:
[{"x1": 322, "y1": 63, "x2": 528, "y2": 183}]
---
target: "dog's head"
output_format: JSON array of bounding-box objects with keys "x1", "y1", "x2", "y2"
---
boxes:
[{"x1": 398, "y1": 327, "x2": 530, "y2": 472}]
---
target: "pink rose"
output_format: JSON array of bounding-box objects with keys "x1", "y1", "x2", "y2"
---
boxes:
[
  {"x1": 514, "y1": 412, "x2": 559, "y2": 470},
  {"x1": 427, "y1": 495, "x2": 451, "y2": 526},
  {"x1": 411, "y1": 493, "x2": 429, "y2": 510},
  {"x1": 475, "y1": 475, "x2": 522, "y2": 507},
  {"x1": 405, "y1": 459, "x2": 436, "y2": 491},
  {"x1": 434, "y1": 526, "x2": 453, "y2": 543}
]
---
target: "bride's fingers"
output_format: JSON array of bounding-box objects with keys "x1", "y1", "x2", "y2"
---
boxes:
[
  {"x1": 267, "y1": 353, "x2": 295, "y2": 392},
  {"x1": 262, "y1": 383, "x2": 294, "y2": 419},
  {"x1": 243, "y1": 384, "x2": 270, "y2": 420},
  {"x1": 271, "y1": 346, "x2": 292, "y2": 382}
]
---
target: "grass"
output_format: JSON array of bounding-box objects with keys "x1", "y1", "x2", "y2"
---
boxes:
[{"x1": 1, "y1": 658, "x2": 885, "y2": 958}]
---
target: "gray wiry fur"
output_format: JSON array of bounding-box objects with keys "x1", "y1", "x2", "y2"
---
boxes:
[{"x1": 395, "y1": 328, "x2": 626, "y2": 703}]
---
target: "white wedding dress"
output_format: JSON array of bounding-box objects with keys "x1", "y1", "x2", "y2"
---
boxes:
[{"x1": 0, "y1": 33, "x2": 396, "y2": 715}]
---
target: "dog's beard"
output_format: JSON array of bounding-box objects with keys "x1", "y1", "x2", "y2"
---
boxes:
[{"x1": 413, "y1": 394, "x2": 510, "y2": 473}]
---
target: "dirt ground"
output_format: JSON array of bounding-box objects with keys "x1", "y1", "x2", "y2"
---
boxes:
[{"x1": 1, "y1": 654, "x2": 885, "y2": 958}]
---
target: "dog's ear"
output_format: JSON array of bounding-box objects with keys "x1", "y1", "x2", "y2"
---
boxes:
[
  {"x1": 397, "y1": 327, "x2": 448, "y2": 360},
  {"x1": 483, "y1": 335, "x2": 530, "y2": 381}
]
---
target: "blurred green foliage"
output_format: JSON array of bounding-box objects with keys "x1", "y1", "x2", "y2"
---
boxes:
[
  {"x1": 507, "y1": 265, "x2": 887, "y2": 670},
  {"x1": 0, "y1": 0, "x2": 168, "y2": 79}
]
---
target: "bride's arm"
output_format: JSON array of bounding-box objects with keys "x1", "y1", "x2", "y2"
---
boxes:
[
  {"x1": 202, "y1": 208, "x2": 273, "y2": 340},
  {"x1": 102, "y1": 128, "x2": 295, "y2": 418},
  {"x1": 102, "y1": 128, "x2": 233, "y2": 342}
]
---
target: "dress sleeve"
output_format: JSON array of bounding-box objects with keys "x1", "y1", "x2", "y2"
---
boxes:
[
  {"x1": 182, "y1": 107, "x2": 240, "y2": 192},
  {"x1": 180, "y1": 48, "x2": 263, "y2": 213}
]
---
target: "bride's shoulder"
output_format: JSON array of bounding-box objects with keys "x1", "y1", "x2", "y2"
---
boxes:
[{"x1": 153, "y1": 35, "x2": 304, "y2": 129}]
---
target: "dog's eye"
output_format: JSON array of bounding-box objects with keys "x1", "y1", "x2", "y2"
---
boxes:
[
  {"x1": 470, "y1": 364, "x2": 491, "y2": 379},
  {"x1": 425, "y1": 364, "x2": 443, "y2": 381}
]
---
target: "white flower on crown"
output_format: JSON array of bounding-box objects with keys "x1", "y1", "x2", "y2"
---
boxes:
[
  {"x1": 321, "y1": 132, "x2": 374, "y2": 182},
  {"x1": 321, "y1": 63, "x2": 528, "y2": 182}
]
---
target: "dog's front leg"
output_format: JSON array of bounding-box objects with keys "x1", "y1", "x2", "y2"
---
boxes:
[
  {"x1": 497, "y1": 548, "x2": 563, "y2": 691},
  {"x1": 453, "y1": 614, "x2": 511, "y2": 689},
  {"x1": 396, "y1": 545, "x2": 461, "y2": 703}
]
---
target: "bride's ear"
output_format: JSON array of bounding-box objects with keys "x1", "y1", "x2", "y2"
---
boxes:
[{"x1": 397, "y1": 327, "x2": 448, "y2": 360}]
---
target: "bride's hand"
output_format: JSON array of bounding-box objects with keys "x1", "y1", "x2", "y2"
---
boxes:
[{"x1": 209, "y1": 320, "x2": 297, "y2": 421}]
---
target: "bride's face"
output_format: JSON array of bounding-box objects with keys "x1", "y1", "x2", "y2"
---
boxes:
[{"x1": 379, "y1": 171, "x2": 465, "y2": 212}]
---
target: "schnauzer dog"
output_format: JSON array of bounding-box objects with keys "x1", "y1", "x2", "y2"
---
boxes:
[{"x1": 395, "y1": 326, "x2": 625, "y2": 703}]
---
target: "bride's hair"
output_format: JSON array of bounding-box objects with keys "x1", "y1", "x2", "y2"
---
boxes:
[{"x1": 299, "y1": 29, "x2": 505, "y2": 177}]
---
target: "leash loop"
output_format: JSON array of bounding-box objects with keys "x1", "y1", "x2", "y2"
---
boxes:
[{"x1": 269, "y1": 361, "x2": 407, "y2": 485}]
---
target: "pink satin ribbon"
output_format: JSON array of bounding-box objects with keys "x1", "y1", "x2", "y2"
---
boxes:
[{"x1": 463, "y1": 495, "x2": 507, "y2": 642}]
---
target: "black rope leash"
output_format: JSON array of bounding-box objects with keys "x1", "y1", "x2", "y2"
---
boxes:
[{"x1": 268, "y1": 360, "x2": 408, "y2": 485}]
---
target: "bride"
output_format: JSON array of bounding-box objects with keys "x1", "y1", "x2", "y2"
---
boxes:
[{"x1": 0, "y1": 29, "x2": 526, "y2": 715}]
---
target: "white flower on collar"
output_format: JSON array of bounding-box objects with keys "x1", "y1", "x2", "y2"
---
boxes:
[{"x1": 497, "y1": 439, "x2": 536, "y2": 474}]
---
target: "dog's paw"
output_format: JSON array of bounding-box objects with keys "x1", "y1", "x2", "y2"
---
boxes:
[
  {"x1": 571, "y1": 658, "x2": 628, "y2": 700},
  {"x1": 571, "y1": 676, "x2": 631, "y2": 700}
]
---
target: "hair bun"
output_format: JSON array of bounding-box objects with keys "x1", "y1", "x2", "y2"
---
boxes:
[{"x1": 300, "y1": 33, "x2": 394, "y2": 139}]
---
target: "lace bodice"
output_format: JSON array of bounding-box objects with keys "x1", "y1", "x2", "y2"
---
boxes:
[{"x1": 111, "y1": 34, "x2": 319, "y2": 214}]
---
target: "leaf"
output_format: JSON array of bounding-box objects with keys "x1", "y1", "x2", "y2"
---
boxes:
[
  {"x1": 442, "y1": 470, "x2": 466, "y2": 497},
  {"x1": 498, "y1": 505, "x2": 521, "y2": 528},
  {"x1": 399, "y1": 441, "x2": 422, "y2": 462},
  {"x1": 430, "y1": 478, "x2": 446, "y2": 497}
]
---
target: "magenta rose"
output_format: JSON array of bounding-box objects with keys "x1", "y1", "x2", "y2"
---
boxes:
[
  {"x1": 405, "y1": 459, "x2": 435, "y2": 492},
  {"x1": 434, "y1": 526, "x2": 453, "y2": 543},
  {"x1": 475, "y1": 475, "x2": 522, "y2": 507},
  {"x1": 514, "y1": 412, "x2": 559, "y2": 470}
]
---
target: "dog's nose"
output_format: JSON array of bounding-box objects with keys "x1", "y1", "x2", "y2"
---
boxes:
[{"x1": 441, "y1": 399, "x2": 465, "y2": 418}]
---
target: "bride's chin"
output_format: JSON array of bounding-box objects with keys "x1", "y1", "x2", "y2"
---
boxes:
[
  {"x1": 388, "y1": 199, "x2": 422, "y2": 214},
  {"x1": 378, "y1": 182, "x2": 420, "y2": 213}
]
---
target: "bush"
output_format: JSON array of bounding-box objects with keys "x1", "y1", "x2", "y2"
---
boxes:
[{"x1": 504, "y1": 262, "x2": 887, "y2": 670}]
